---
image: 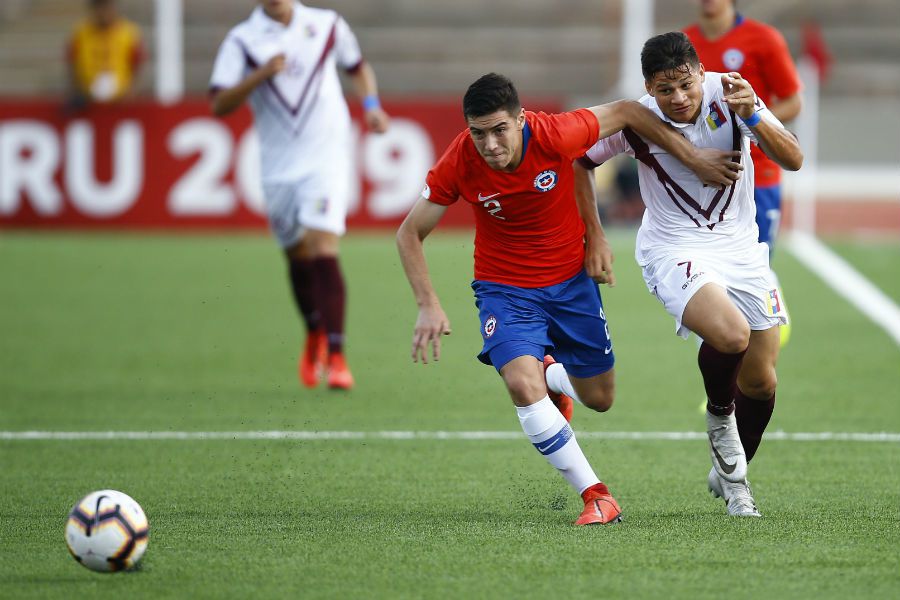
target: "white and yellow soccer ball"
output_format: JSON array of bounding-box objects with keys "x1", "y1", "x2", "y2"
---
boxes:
[{"x1": 65, "y1": 490, "x2": 149, "y2": 572}]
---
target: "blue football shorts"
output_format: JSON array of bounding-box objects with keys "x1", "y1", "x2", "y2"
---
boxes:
[
  {"x1": 754, "y1": 185, "x2": 782, "y2": 251},
  {"x1": 471, "y1": 269, "x2": 614, "y2": 379}
]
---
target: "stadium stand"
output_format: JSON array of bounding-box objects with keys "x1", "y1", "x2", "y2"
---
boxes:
[
  {"x1": 2, "y1": 0, "x2": 897, "y2": 98},
  {"x1": 1, "y1": 0, "x2": 897, "y2": 162}
]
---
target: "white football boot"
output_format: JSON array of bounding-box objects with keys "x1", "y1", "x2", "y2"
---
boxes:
[
  {"x1": 706, "y1": 410, "x2": 747, "y2": 483},
  {"x1": 708, "y1": 467, "x2": 761, "y2": 517}
]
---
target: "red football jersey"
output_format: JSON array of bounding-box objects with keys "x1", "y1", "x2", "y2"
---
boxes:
[
  {"x1": 685, "y1": 16, "x2": 802, "y2": 187},
  {"x1": 425, "y1": 109, "x2": 599, "y2": 288}
]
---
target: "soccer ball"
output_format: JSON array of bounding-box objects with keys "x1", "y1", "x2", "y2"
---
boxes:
[{"x1": 65, "y1": 489, "x2": 149, "y2": 572}]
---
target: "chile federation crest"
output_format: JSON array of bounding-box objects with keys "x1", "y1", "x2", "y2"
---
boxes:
[{"x1": 533, "y1": 170, "x2": 558, "y2": 192}]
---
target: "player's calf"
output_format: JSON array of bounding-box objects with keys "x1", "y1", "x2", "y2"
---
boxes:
[
  {"x1": 576, "y1": 386, "x2": 614, "y2": 413},
  {"x1": 568, "y1": 370, "x2": 615, "y2": 413}
]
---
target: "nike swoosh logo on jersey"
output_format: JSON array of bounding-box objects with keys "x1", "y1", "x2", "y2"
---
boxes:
[
  {"x1": 477, "y1": 192, "x2": 501, "y2": 202},
  {"x1": 708, "y1": 434, "x2": 737, "y2": 474},
  {"x1": 604, "y1": 345, "x2": 612, "y2": 355}
]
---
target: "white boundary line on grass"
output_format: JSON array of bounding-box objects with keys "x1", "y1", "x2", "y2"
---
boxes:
[
  {"x1": 786, "y1": 231, "x2": 900, "y2": 347},
  {"x1": 2, "y1": 430, "x2": 899, "y2": 442}
]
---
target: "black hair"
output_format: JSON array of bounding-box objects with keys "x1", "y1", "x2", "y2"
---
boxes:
[
  {"x1": 640, "y1": 32, "x2": 700, "y2": 82},
  {"x1": 462, "y1": 73, "x2": 521, "y2": 119}
]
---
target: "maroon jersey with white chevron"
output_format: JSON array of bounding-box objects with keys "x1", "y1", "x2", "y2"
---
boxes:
[{"x1": 209, "y1": 2, "x2": 362, "y2": 183}]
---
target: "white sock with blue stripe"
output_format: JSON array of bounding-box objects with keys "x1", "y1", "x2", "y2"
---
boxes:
[
  {"x1": 516, "y1": 396, "x2": 600, "y2": 494},
  {"x1": 545, "y1": 362, "x2": 583, "y2": 405}
]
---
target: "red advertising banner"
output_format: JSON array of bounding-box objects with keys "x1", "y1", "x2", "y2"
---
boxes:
[{"x1": 0, "y1": 98, "x2": 560, "y2": 230}]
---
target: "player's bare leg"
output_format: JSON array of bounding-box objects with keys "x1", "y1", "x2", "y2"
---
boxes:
[
  {"x1": 503, "y1": 356, "x2": 621, "y2": 525},
  {"x1": 569, "y1": 370, "x2": 615, "y2": 413},
  {"x1": 682, "y1": 283, "x2": 749, "y2": 483}
]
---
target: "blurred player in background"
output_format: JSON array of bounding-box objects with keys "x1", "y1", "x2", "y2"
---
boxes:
[
  {"x1": 684, "y1": 0, "x2": 802, "y2": 346},
  {"x1": 577, "y1": 32, "x2": 802, "y2": 516},
  {"x1": 66, "y1": 0, "x2": 144, "y2": 108},
  {"x1": 209, "y1": 0, "x2": 389, "y2": 390},
  {"x1": 397, "y1": 73, "x2": 741, "y2": 525}
]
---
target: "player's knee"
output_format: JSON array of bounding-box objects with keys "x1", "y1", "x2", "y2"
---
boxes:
[
  {"x1": 742, "y1": 371, "x2": 777, "y2": 400},
  {"x1": 712, "y1": 323, "x2": 750, "y2": 354},
  {"x1": 301, "y1": 230, "x2": 339, "y2": 257},
  {"x1": 503, "y1": 373, "x2": 546, "y2": 406},
  {"x1": 285, "y1": 242, "x2": 305, "y2": 261}
]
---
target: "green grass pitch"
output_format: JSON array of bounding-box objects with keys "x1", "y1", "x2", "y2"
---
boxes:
[{"x1": 1, "y1": 230, "x2": 898, "y2": 599}]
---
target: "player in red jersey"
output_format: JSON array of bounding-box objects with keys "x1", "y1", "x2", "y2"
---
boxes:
[
  {"x1": 685, "y1": 0, "x2": 802, "y2": 345},
  {"x1": 396, "y1": 73, "x2": 741, "y2": 526}
]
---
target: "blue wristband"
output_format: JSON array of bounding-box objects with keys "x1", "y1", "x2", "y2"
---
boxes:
[
  {"x1": 362, "y1": 94, "x2": 380, "y2": 112},
  {"x1": 741, "y1": 111, "x2": 761, "y2": 127}
]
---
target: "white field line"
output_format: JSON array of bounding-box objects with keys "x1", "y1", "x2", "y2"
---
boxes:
[
  {"x1": 1, "y1": 430, "x2": 899, "y2": 442},
  {"x1": 786, "y1": 231, "x2": 900, "y2": 347}
]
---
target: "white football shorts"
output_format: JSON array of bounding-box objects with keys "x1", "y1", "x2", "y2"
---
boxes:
[
  {"x1": 262, "y1": 171, "x2": 350, "y2": 248},
  {"x1": 641, "y1": 241, "x2": 788, "y2": 339}
]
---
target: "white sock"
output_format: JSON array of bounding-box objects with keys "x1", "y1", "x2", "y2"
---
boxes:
[
  {"x1": 545, "y1": 362, "x2": 583, "y2": 405},
  {"x1": 516, "y1": 396, "x2": 600, "y2": 494}
]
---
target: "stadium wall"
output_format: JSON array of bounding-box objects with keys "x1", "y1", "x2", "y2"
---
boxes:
[{"x1": 0, "y1": 97, "x2": 560, "y2": 230}]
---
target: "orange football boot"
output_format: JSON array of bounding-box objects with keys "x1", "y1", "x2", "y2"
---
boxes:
[
  {"x1": 298, "y1": 330, "x2": 328, "y2": 388},
  {"x1": 575, "y1": 482, "x2": 623, "y2": 526},
  {"x1": 543, "y1": 355, "x2": 573, "y2": 423},
  {"x1": 327, "y1": 352, "x2": 354, "y2": 390}
]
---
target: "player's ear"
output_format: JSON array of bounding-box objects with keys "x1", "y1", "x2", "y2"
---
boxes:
[
  {"x1": 516, "y1": 107, "x2": 525, "y2": 129},
  {"x1": 698, "y1": 63, "x2": 706, "y2": 81},
  {"x1": 644, "y1": 79, "x2": 652, "y2": 96}
]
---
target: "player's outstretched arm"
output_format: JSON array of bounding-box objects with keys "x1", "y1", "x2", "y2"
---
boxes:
[
  {"x1": 396, "y1": 198, "x2": 452, "y2": 364},
  {"x1": 573, "y1": 161, "x2": 615, "y2": 287},
  {"x1": 723, "y1": 72, "x2": 803, "y2": 171},
  {"x1": 588, "y1": 100, "x2": 743, "y2": 188},
  {"x1": 211, "y1": 54, "x2": 285, "y2": 117},
  {"x1": 348, "y1": 61, "x2": 390, "y2": 133}
]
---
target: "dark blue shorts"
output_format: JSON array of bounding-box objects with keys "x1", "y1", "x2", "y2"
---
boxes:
[
  {"x1": 472, "y1": 269, "x2": 614, "y2": 378},
  {"x1": 754, "y1": 185, "x2": 782, "y2": 250}
]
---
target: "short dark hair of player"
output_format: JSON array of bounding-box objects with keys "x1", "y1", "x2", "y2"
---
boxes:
[
  {"x1": 640, "y1": 32, "x2": 701, "y2": 82},
  {"x1": 462, "y1": 73, "x2": 521, "y2": 119}
]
